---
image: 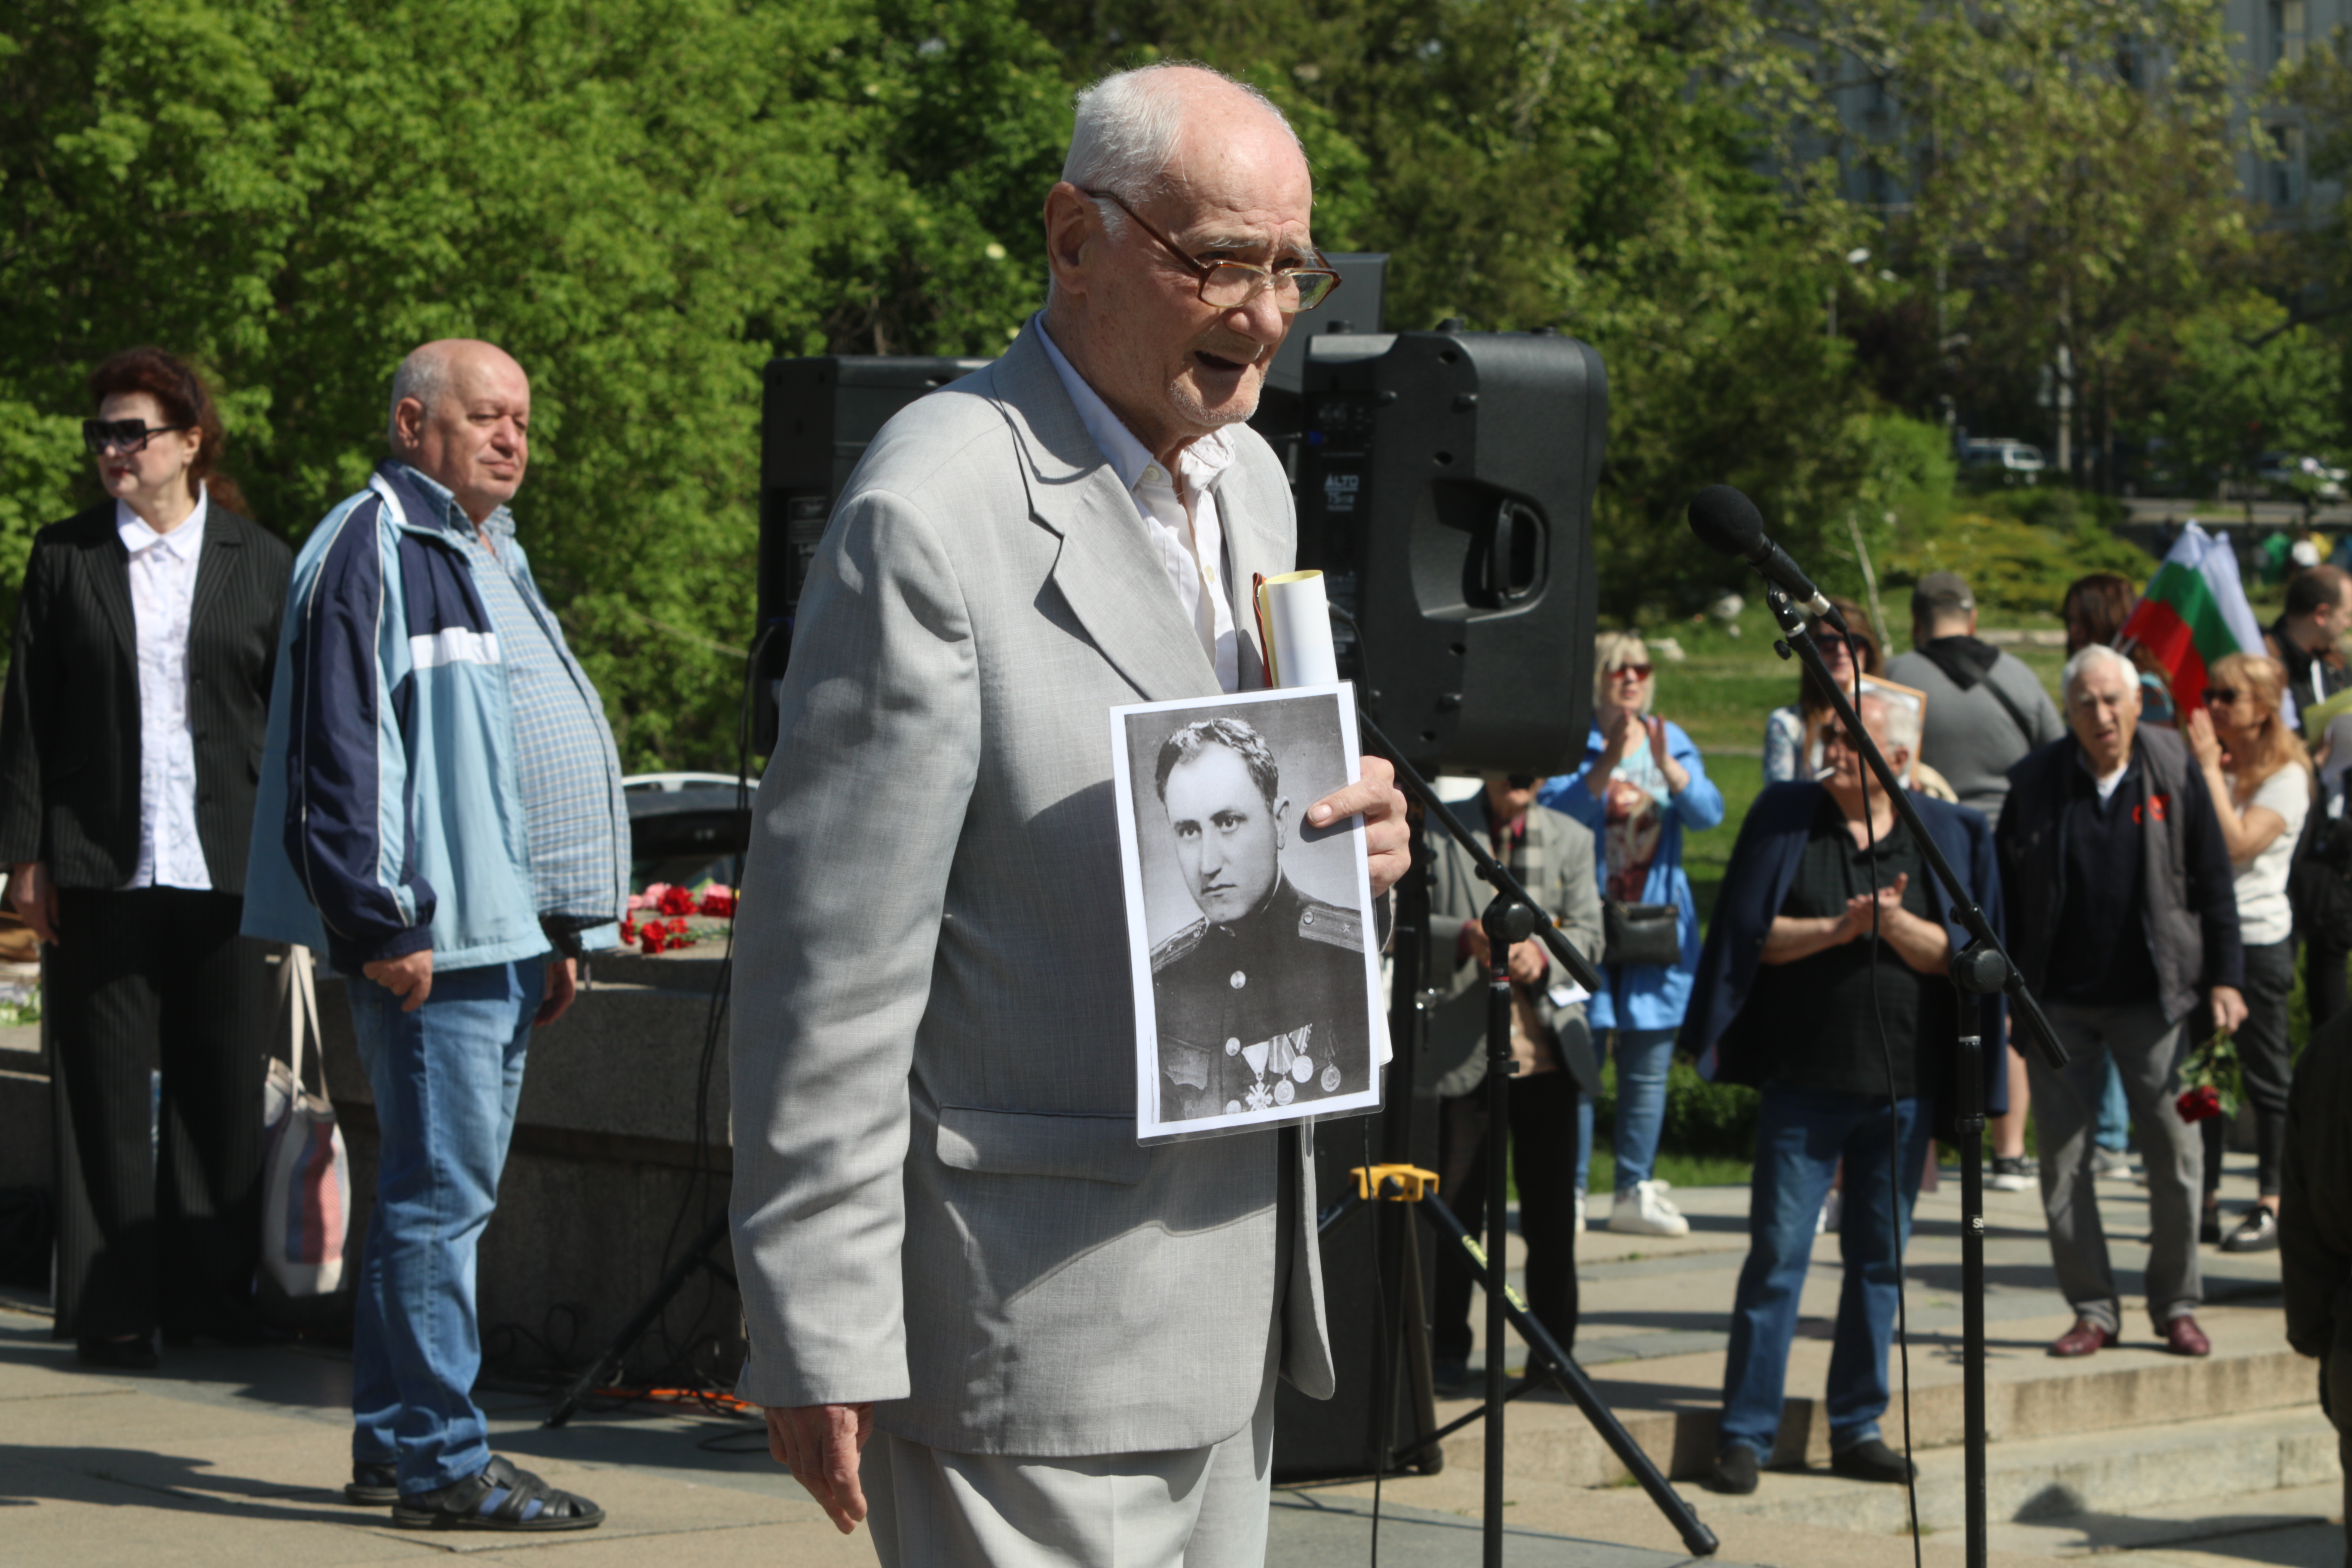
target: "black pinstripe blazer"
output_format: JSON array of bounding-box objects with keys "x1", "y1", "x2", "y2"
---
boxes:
[{"x1": 0, "y1": 501, "x2": 294, "y2": 894}]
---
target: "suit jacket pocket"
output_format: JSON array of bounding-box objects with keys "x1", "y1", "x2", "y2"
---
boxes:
[{"x1": 934, "y1": 1106, "x2": 1149, "y2": 1186}]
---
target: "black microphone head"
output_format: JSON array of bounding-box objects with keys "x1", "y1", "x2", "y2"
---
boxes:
[{"x1": 1687, "y1": 484, "x2": 1765, "y2": 559}]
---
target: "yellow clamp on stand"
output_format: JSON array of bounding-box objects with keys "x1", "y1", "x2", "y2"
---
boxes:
[{"x1": 1351, "y1": 1163, "x2": 1439, "y2": 1202}]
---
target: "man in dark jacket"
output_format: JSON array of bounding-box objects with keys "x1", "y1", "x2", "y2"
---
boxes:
[
  {"x1": 2280, "y1": 1008, "x2": 2352, "y2": 1561},
  {"x1": 2264, "y1": 563, "x2": 2352, "y2": 726},
  {"x1": 1684, "y1": 695, "x2": 2006, "y2": 1495},
  {"x1": 1996, "y1": 644, "x2": 2245, "y2": 1361}
]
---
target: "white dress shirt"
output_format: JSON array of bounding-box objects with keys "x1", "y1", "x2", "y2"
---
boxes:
[
  {"x1": 116, "y1": 492, "x2": 211, "y2": 890},
  {"x1": 1038, "y1": 322, "x2": 1243, "y2": 693}
]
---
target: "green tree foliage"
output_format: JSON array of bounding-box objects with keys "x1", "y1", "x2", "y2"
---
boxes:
[
  {"x1": 0, "y1": 0, "x2": 1067, "y2": 767},
  {"x1": 2121, "y1": 296, "x2": 2346, "y2": 492},
  {"x1": 0, "y1": 0, "x2": 2287, "y2": 769},
  {"x1": 1794, "y1": 0, "x2": 2257, "y2": 474}
]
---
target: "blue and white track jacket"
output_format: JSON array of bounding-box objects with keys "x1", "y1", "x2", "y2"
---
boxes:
[{"x1": 243, "y1": 462, "x2": 565, "y2": 974}]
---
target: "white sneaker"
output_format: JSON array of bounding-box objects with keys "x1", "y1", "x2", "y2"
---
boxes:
[
  {"x1": 1608, "y1": 1179, "x2": 1691, "y2": 1237},
  {"x1": 1575, "y1": 1187, "x2": 1587, "y2": 1232}
]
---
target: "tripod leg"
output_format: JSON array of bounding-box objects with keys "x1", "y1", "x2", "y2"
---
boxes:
[
  {"x1": 1421, "y1": 1190, "x2": 1720, "y2": 1558},
  {"x1": 1958, "y1": 1034, "x2": 1988, "y2": 1568},
  {"x1": 545, "y1": 1209, "x2": 732, "y2": 1428},
  {"x1": 1395, "y1": 1200, "x2": 1443, "y2": 1474}
]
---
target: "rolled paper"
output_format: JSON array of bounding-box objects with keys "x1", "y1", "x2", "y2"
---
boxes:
[{"x1": 1256, "y1": 570, "x2": 1339, "y2": 689}]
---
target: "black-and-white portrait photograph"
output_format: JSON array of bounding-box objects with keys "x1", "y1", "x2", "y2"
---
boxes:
[{"x1": 1109, "y1": 684, "x2": 1385, "y2": 1143}]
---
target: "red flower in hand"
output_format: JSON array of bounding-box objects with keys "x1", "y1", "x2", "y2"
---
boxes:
[{"x1": 2177, "y1": 1084, "x2": 2224, "y2": 1123}]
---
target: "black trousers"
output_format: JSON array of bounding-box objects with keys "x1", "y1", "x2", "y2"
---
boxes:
[
  {"x1": 1432, "y1": 1068, "x2": 1581, "y2": 1364},
  {"x1": 2205, "y1": 938, "x2": 2298, "y2": 1200},
  {"x1": 2311, "y1": 933, "x2": 2352, "y2": 1039},
  {"x1": 46, "y1": 887, "x2": 273, "y2": 1342}
]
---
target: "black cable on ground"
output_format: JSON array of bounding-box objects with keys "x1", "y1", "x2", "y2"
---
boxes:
[{"x1": 1364, "y1": 1117, "x2": 1387, "y2": 1568}]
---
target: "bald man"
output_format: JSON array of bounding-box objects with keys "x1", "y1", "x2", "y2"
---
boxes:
[
  {"x1": 244, "y1": 340, "x2": 625, "y2": 1532},
  {"x1": 729, "y1": 63, "x2": 1408, "y2": 1565}
]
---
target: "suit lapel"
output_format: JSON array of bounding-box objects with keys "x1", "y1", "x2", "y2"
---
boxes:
[
  {"x1": 82, "y1": 509, "x2": 138, "y2": 663},
  {"x1": 188, "y1": 511, "x2": 247, "y2": 635},
  {"x1": 992, "y1": 327, "x2": 1219, "y2": 704},
  {"x1": 1217, "y1": 461, "x2": 1284, "y2": 692}
]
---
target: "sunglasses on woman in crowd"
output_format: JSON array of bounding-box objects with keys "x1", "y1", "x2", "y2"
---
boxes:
[{"x1": 82, "y1": 418, "x2": 193, "y2": 456}]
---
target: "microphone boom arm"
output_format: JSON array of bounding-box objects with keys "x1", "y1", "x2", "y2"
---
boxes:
[{"x1": 1352, "y1": 707, "x2": 1606, "y2": 996}]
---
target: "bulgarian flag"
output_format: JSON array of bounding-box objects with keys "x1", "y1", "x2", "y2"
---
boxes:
[{"x1": 2116, "y1": 521, "x2": 2266, "y2": 717}]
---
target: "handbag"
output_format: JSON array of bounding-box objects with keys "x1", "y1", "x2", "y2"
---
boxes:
[
  {"x1": 1602, "y1": 900, "x2": 1683, "y2": 969},
  {"x1": 260, "y1": 946, "x2": 350, "y2": 1298}
]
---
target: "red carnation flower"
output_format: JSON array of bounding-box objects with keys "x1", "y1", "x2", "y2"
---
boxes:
[
  {"x1": 2176, "y1": 1084, "x2": 2223, "y2": 1123},
  {"x1": 698, "y1": 888, "x2": 736, "y2": 919},
  {"x1": 657, "y1": 885, "x2": 696, "y2": 917}
]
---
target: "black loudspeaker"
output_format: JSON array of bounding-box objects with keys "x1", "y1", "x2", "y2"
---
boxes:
[
  {"x1": 1271, "y1": 1094, "x2": 1446, "y2": 1482},
  {"x1": 753, "y1": 354, "x2": 992, "y2": 751},
  {"x1": 1291, "y1": 330, "x2": 1605, "y2": 776}
]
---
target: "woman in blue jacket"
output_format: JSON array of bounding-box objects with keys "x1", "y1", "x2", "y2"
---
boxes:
[{"x1": 1541, "y1": 631, "x2": 1725, "y2": 1235}]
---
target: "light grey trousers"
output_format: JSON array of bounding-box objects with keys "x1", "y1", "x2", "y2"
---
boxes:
[
  {"x1": 864, "y1": 1146, "x2": 1296, "y2": 1567},
  {"x1": 863, "y1": 1363, "x2": 1278, "y2": 1568},
  {"x1": 2027, "y1": 999, "x2": 2204, "y2": 1335}
]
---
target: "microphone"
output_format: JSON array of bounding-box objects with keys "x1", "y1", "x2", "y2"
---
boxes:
[{"x1": 1686, "y1": 485, "x2": 1848, "y2": 635}]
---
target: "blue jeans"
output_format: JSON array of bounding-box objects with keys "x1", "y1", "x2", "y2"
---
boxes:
[
  {"x1": 1575, "y1": 1028, "x2": 1677, "y2": 1191},
  {"x1": 348, "y1": 960, "x2": 542, "y2": 1495},
  {"x1": 2094, "y1": 1055, "x2": 2129, "y2": 1154},
  {"x1": 1718, "y1": 1086, "x2": 1929, "y2": 1459}
]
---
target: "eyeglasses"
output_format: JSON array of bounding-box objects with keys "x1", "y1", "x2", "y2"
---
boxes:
[
  {"x1": 1505, "y1": 773, "x2": 1539, "y2": 789},
  {"x1": 2202, "y1": 686, "x2": 2241, "y2": 706},
  {"x1": 1610, "y1": 663, "x2": 1655, "y2": 681},
  {"x1": 83, "y1": 418, "x2": 193, "y2": 456},
  {"x1": 1083, "y1": 190, "x2": 1342, "y2": 313}
]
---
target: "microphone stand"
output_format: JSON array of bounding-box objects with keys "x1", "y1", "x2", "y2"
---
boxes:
[
  {"x1": 1348, "y1": 709, "x2": 1717, "y2": 1562},
  {"x1": 1762, "y1": 587, "x2": 2069, "y2": 1568}
]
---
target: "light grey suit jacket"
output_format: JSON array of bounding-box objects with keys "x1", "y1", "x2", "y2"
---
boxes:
[{"x1": 728, "y1": 322, "x2": 1334, "y2": 1457}]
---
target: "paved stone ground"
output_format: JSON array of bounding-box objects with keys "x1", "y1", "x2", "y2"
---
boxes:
[{"x1": 0, "y1": 1148, "x2": 2336, "y2": 1567}]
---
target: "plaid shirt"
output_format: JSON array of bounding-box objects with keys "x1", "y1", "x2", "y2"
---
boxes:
[{"x1": 396, "y1": 465, "x2": 628, "y2": 940}]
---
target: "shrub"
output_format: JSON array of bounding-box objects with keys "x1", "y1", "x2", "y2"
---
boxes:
[{"x1": 1591, "y1": 1057, "x2": 1761, "y2": 1160}]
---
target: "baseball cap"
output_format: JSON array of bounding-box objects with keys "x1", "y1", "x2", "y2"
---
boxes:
[{"x1": 1911, "y1": 571, "x2": 1975, "y2": 616}]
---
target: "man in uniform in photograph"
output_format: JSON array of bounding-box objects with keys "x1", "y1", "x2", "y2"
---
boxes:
[{"x1": 1150, "y1": 717, "x2": 1372, "y2": 1121}]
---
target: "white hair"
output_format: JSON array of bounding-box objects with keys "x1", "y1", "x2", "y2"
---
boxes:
[
  {"x1": 1061, "y1": 63, "x2": 1302, "y2": 217},
  {"x1": 2063, "y1": 643, "x2": 2137, "y2": 697},
  {"x1": 1857, "y1": 692, "x2": 1921, "y2": 754},
  {"x1": 386, "y1": 345, "x2": 453, "y2": 447}
]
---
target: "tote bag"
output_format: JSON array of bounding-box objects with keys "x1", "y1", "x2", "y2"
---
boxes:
[{"x1": 260, "y1": 946, "x2": 349, "y2": 1297}]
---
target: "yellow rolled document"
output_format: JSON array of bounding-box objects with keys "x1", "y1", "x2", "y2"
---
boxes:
[{"x1": 1254, "y1": 569, "x2": 1340, "y2": 689}]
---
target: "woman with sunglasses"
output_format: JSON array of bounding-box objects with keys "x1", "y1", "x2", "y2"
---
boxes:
[
  {"x1": 1541, "y1": 631, "x2": 1725, "y2": 1235},
  {"x1": 1762, "y1": 597, "x2": 1880, "y2": 783},
  {"x1": 0, "y1": 348, "x2": 292, "y2": 1365},
  {"x1": 2182, "y1": 652, "x2": 2312, "y2": 1252}
]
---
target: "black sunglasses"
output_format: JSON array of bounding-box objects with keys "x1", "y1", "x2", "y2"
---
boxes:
[
  {"x1": 1506, "y1": 773, "x2": 1539, "y2": 789},
  {"x1": 2202, "y1": 686, "x2": 2241, "y2": 706},
  {"x1": 83, "y1": 418, "x2": 193, "y2": 456}
]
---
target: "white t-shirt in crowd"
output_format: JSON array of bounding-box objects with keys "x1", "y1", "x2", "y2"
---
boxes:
[{"x1": 2233, "y1": 763, "x2": 2312, "y2": 947}]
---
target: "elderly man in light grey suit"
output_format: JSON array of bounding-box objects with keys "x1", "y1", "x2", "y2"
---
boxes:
[{"x1": 728, "y1": 62, "x2": 1411, "y2": 1566}]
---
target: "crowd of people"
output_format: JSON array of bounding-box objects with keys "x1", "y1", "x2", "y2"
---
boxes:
[
  {"x1": 1465, "y1": 561, "x2": 2352, "y2": 1505},
  {"x1": 11, "y1": 54, "x2": 2352, "y2": 1568}
]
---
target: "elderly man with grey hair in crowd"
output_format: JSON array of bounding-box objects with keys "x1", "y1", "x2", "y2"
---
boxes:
[
  {"x1": 1683, "y1": 692, "x2": 2007, "y2": 1494},
  {"x1": 1995, "y1": 643, "x2": 2245, "y2": 1361},
  {"x1": 244, "y1": 340, "x2": 627, "y2": 1531},
  {"x1": 726, "y1": 63, "x2": 1411, "y2": 1565}
]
